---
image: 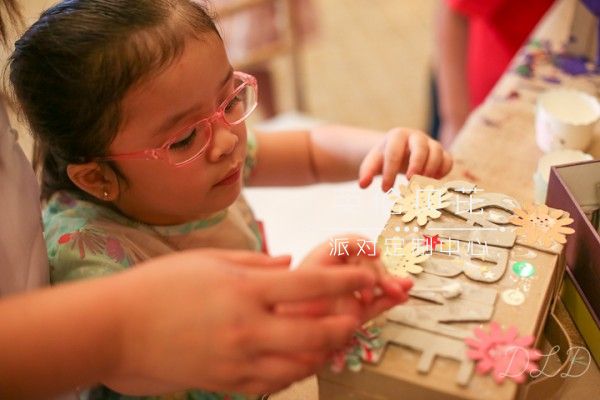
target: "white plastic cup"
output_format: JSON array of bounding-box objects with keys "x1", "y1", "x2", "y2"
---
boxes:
[
  {"x1": 533, "y1": 149, "x2": 594, "y2": 203},
  {"x1": 535, "y1": 88, "x2": 600, "y2": 152}
]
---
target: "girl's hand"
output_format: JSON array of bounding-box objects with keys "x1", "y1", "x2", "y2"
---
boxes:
[{"x1": 358, "y1": 127, "x2": 453, "y2": 192}]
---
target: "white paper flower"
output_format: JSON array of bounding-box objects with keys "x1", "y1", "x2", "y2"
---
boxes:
[
  {"x1": 381, "y1": 241, "x2": 430, "y2": 277},
  {"x1": 392, "y1": 182, "x2": 452, "y2": 226}
]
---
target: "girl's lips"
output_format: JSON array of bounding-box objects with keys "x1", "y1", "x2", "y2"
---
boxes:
[{"x1": 214, "y1": 166, "x2": 241, "y2": 186}]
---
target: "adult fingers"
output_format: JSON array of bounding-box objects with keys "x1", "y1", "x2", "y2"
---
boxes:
[
  {"x1": 253, "y1": 314, "x2": 359, "y2": 353},
  {"x1": 274, "y1": 298, "x2": 338, "y2": 317},
  {"x1": 361, "y1": 294, "x2": 408, "y2": 322},
  {"x1": 382, "y1": 132, "x2": 409, "y2": 192},
  {"x1": 259, "y1": 268, "x2": 375, "y2": 304},
  {"x1": 246, "y1": 354, "x2": 321, "y2": 390},
  {"x1": 320, "y1": 233, "x2": 379, "y2": 265}
]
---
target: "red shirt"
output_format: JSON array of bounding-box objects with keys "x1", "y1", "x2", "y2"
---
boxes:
[{"x1": 448, "y1": 0, "x2": 554, "y2": 106}]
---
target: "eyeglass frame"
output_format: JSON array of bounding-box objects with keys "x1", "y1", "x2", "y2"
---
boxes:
[{"x1": 95, "y1": 71, "x2": 258, "y2": 167}]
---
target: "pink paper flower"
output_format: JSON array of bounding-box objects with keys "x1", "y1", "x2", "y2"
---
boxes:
[{"x1": 465, "y1": 322, "x2": 542, "y2": 384}]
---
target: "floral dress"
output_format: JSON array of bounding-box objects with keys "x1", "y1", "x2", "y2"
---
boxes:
[{"x1": 44, "y1": 190, "x2": 264, "y2": 284}]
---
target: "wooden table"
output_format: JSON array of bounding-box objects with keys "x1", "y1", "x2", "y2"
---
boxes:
[
  {"x1": 448, "y1": 0, "x2": 600, "y2": 199},
  {"x1": 442, "y1": 0, "x2": 600, "y2": 397}
]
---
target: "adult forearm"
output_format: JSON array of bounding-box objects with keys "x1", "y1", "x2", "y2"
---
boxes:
[{"x1": 0, "y1": 277, "x2": 121, "y2": 399}]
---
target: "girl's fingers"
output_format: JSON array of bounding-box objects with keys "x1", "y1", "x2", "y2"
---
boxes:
[
  {"x1": 437, "y1": 152, "x2": 454, "y2": 178},
  {"x1": 358, "y1": 144, "x2": 384, "y2": 189},
  {"x1": 405, "y1": 133, "x2": 430, "y2": 179},
  {"x1": 382, "y1": 132, "x2": 409, "y2": 192},
  {"x1": 362, "y1": 293, "x2": 409, "y2": 322},
  {"x1": 422, "y1": 140, "x2": 444, "y2": 178}
]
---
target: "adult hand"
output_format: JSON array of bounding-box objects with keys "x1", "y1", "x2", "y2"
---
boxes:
[
  {"x1": 287, "y1": 235, "x2": 413, "y2": 323},
  {"x1": 104, "y1": 249, "x2": 377, "y2": 395}
]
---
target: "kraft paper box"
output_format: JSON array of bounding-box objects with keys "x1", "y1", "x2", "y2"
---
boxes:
[{"x1": 318, "y1": 175, "x2": 572, "y2": 400}]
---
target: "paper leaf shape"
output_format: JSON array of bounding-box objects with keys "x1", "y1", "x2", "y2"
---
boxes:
[
  {"x1": 465, "y1": 322, "x2": 542, "y2": 384},
  {"x1": 392, "y1": 182, "x2": 452, "y2": 226},
  {"x1": 381, "y1": 242, "x2": 430, "y2": 277},
  {"x1": 509, "y1": 204, "x2": 575, "y2": 248},
  {"x1": 330, "y1": 326, "x2": 383, "y2": 373},
  {"x1": 378, "y1": 322, "x2": 475, "y2": 386}
]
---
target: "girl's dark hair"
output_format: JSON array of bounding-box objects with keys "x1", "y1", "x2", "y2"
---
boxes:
[{"x1": 9, "y1": 0, "x2": 219, "y2": 199}]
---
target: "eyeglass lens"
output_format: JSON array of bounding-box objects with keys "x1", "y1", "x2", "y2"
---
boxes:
[{"x1": 167, "y1": 79, "x2": 257, "y2": 165}]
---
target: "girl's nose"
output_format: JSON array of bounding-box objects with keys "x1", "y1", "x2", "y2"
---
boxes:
[{"x1": 207, "y1": 124, "x2": 239, "y2": 162}]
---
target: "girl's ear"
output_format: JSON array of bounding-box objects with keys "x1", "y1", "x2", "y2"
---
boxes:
[{"x1": 66, "y1": 162, "x2": 119, "y2": 202}]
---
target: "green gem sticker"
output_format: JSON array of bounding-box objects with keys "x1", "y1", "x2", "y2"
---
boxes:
[{"x1": 512, "y1": 261, "x2": 536, "y2": 278}]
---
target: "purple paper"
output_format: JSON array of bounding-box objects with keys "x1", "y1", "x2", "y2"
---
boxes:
[
  {"x1": 582, "y1": 0, "x2": 600, "y2": 65},
  {"x1": 542, "y1": 75, "x2": 562, "y2": 84},
  {"x1": 582, "y1": 0, "x2": 600, "y2": 15},
  {"x1": 553, "y1": 53, "x2": 589, "y2": 75}
]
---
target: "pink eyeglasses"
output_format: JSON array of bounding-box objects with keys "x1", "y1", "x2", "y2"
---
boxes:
[{"x1": 97, "y1": 71, "x2": 258, "y2": 167}]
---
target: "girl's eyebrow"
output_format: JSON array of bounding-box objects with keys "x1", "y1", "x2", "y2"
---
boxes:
[{"x1": 155, "y1": 67, "x2": 234, "y2": 136}]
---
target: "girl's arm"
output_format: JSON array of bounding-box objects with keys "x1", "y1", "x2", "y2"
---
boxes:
[{"x1": 248, "y1": 125, "x2": 452, "y2": 191}]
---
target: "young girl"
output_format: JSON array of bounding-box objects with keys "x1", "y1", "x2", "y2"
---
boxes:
[{"x1": 9, "y1": 0, "x2": 449, "y2": 397}]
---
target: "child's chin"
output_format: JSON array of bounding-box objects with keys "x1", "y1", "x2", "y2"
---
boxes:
[{"x1": 211, "y1": 183, "x2": 242, "y2": 208}]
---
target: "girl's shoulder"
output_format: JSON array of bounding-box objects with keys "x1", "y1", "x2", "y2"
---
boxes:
[
  {"x1": 43, "y1": 191, "x2": 137, "y2": 255},
  {"x1": 43, "y1": 191, "x2": 146, "y2": 284},
  {"x1": 43, "y1": 191, "x2": 132, "y2": 226}
]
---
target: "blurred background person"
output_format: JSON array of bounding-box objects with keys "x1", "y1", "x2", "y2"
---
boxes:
[{"x1": 433, "y1": 0, "x2": 554, "y2": 147}]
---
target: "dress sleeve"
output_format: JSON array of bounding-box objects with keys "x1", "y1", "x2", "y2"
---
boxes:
[
  {"x1": 46, "y1": 225, "x2": 130, "y2": 284},
  {"x1": 44, "y1": 202, "x2": 134, "y2": 284},
  {"x1": 49, "y1": 246, "x2": 127, "y2": 283}
]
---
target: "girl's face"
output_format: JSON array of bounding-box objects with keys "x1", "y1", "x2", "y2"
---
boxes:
[{"x1": 109, "y1": 34, "x2": 247, "y2": 225}]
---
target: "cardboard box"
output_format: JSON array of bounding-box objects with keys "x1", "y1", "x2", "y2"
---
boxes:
[
  {"x1": 318, "y1": 175, "x2": 567, "y2": 400},
  {"x1": 546, "y1": 160, "x2": 600, "y2": 364}
]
